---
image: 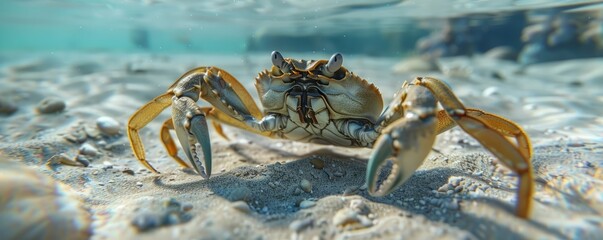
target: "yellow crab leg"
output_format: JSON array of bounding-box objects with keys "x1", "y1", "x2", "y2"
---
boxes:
[
  {"x1": 436, "y1": 108, "x2": 532, "y2": 159},
  {"x1": 160, "y1": 118, "x2": 191, "y2": 168},
  {"x1": 413, "y1": 77, "x2": 534, "y2": 218},
  {"x1": 127, "y1": 92, "x2": 173, "y2": 173}
]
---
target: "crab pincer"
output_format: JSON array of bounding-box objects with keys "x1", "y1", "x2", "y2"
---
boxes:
[
  {"x1": 366, "y1": 84, "x2": 438, "y2": 196},
  {"x1": 172, "y1": 96, "x2": 212, "y2": 178}
]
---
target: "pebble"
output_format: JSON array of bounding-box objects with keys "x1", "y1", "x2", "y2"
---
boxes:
[
  {"x1": 289, "y1": 218, "x2": 314, "y2": 232},
  {"x1": 131, "y1": 199, "x2": 192, "y2": 232},
  {"x1": 0, "y1": 98, "x2": 17, "y2": 115},
  {"x1": 437, "y1": 184, "x2": 451, "y2": 192},
  {"x1": 182, "y1": 203, "x2": 193, "y2": 212},
  {"x1": 575, "y1": 161, "x2": 593, "y2": 168},
  {"x1": 79, "y1": 143, "x2": 99, "y2": 157},
  {"x1": 309, "y1": 158, "x2": 324, "y2": 169},
  {"x1": 136, "y1": 182, "x2": 143, "y2": 187},
  {"x1": 64, "y1": 126, "x2": 88, "y2": 144},
  {"x1": 449, "y1": 176, "x2": 464, "y2": 186},
  {"x1": 300, "y1": 179, "x2": 312, "y2": 193},
  {"x1": 446, "y1": 199, "x2": 460, "y2": 210},
  {"x1": 102, "y1": 161, "x2": 113, "y2": 169},
  {"x1": 36, "y1": 97, "x2": 66, "y2": 114},
  {"x1": 131, "y1": 212, "x2": 163, "y2": 231},
  {"x1": 96, "y1": 116, "x2": 121, "y2": 135},
  {"x1": 482, "y1": 87, "x2": 499, "y2": 97},
  {"x1": 299, "y1": 200, "x2": 316, "y2": 209},
  {"x1": 343, "y1": 186, "x2": 359, "y2": 196},
  {"x1": 231, "y1": 201, "x2": 251, "y2": 213},
  {"x1": 122, "y1": 169, "x2": 135, "y2": 175},
  {"x1": 75, "y1": 155, "x2": 90, "y2": 167}
]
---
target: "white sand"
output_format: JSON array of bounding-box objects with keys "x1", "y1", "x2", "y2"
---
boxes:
[{"x1": 0, "y1": 52, "x2": 602, "y2": 239}]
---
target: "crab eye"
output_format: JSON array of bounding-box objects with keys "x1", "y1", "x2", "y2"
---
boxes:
[
  {"x1": 271, "y1": 51, "x2": 285, "y2": 68},
  {"x1": 323, "y1": 53, "x2": 343, "y2": 77}
]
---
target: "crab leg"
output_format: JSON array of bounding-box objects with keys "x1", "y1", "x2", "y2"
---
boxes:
[
  {"x1": 164, "y1": 67, "x2": 283, "y2": 177},
  {"x1": 127, "y1": 93, "x2": 174, "y2": 173},
  {"x1": 160, "y1": 118, "x2": 190, "y2": 168},
  {"x1": 367, "y1": 84, "x2": 438, "y2": 197},
  {"x1": 413, "y1": 77, "x2": 533, "y2": 218}
]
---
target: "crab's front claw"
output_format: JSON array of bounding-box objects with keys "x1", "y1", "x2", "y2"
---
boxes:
[
  {"x1": 172, "y1": 97, "x2": 212, "y2": 178},
  {"x1": 367, "y1": 85, "x2": 438, "y2": 196},
  {"x1": 367, "y1": 117, "x2": 437, "y2": 196}
]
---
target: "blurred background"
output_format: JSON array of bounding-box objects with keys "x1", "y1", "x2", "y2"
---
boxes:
[{"x1": 1, "y1": 0, "x2": 602, "y2": 64}]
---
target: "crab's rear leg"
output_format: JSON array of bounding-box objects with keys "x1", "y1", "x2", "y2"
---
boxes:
[
  {"x1": 127, "y1": 93, "x2": 174, "y2": 173},
  {"x1": 414, "y1": 77, "x2": 534, "y2": 218},
  {"x1": 367, "y1": 84, "x2": 438, "y2": 196}
]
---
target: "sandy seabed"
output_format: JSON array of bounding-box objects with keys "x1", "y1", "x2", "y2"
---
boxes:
[{"x1": 0, "y1": 52, "x2": 602, "y2": 240}]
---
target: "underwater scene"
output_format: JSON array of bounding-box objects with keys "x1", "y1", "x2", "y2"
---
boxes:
[{"x1": 1, "y1": 0, "x2": 602, "y2": 239}]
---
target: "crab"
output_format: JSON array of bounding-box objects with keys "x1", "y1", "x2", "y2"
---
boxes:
[{"x1": 127, "y1": 51, "x2": 534, "y2": 218}]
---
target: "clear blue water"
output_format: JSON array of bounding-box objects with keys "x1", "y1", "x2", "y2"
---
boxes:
[{"x1": 1, "y1": 0, "x2": 601, "y2": 54}]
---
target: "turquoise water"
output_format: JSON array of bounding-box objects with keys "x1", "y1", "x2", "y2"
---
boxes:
[{"x1": 1, "y1": 0, "x2": 601, "y2": 54}]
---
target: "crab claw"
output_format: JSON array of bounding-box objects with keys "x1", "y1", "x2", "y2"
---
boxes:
[
  {"x1": 172, "y1": 97, "x2": 212, "y2": 178},
  {"x1": 367, "y1": 85, "x2": 437, "y2": 196}
]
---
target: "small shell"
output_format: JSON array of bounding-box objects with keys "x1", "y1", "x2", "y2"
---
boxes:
[{"x1": 300, "y1": 179, "x2": 312, "y2": 193}]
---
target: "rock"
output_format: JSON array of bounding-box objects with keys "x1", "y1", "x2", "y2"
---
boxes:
[
  {"x1": 96, "y1": 116, "x2": 121, "y2": 136},
  {"x1": 0, "y1": 98, "x2": 17, "y2": 115},
  {"x1": 309, "y1": 158, "x2": 324, "y2": 169},
  {"x1": 0, "y1": 160, "x2": 91, "y2": 240},
  {"x1": 131, "y1": 212, "x2": 163, "y2": 231},
  {"x1": 36, "y1": 97, "x2": 66, "y2": 114},
  {"x1": 130, "y1": 198, "x2": 193, "y2": 232}
]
